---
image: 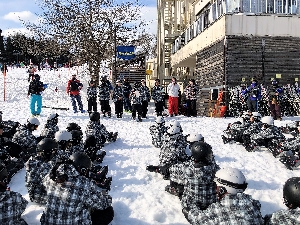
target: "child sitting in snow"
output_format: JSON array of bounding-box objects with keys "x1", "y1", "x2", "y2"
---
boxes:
[
  {"x1": 264, "y1": 177, "x2": 300, "y2": 224},
  {"x1": 40, "y1": 113, "x2": 59, "y2": 140},
  {"x1": 146, "y1": 125, "x2": 188, "y2": 179},
  {"x1": 149, "y1": 116, "x2": 167, "y2": 148},
  {"x1": 245, "y1": 116, "x2": 285, "y2": 152},
  {"x1": 167, "y1": 141, "x2": 220, "y2": 212},
  {"x1": 85, "y1": 112, "x2": 118, "y2": 148}
]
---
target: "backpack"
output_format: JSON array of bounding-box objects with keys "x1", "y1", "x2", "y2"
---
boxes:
[{"x1": 70, "y1": 80, "x2": 79, "y2": 91}]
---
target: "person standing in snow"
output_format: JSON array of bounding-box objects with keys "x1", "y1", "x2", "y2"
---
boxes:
[
  {"x1": 112, "y1": 80, "x2": 124, "y2": 118},
  {"x1": 66, "y1": 74, "x2": 85, "y2": 113},
  {"x1": 242, "y1": 78, "x2": 261, "y2": 112},
  {"x1": 98, "y1": 77, "x2": 112, "y2": 118},
  {"x1": 122, "y1": 78, "x2": 132, "y2": 113},
  {"x1": 86, "y1": 80, "x2": 98, "y2": 114},
  {"x1": 151, "y1": 79, "x2": 165, "y2": 117},
  {"x1": 167, "y1": 77, "x2": 180, "y2": 117},
  {"x1": 184, "y1": 79, "x2": 199, "y2": 117},
  {"x1": 140, "y1": 79, "x2": 151, "y2": 118},
  {"x1": 28, "y1": 74, "x2": 45, "y2": 116}
]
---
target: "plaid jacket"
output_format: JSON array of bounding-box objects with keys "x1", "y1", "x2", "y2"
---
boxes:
[
  {"x1": 12, "y1": 125, "x2": 36, "y2": 149},
  {"x1": 184, "y1": 84, "x2": 199, "y2": 100},
  {"x1": 112, "y1": 86, "x2": 124, "y2": 102},
  {"x1": 85, "y1": 121, "x2": 112, "y2": 146},
  {"x1": 140, "y1": 85, "x2": 151, "y2": 101},
  {"x1": 130, "y1": 89, "x2": 142, "y2": 105},
  {"x1": 0, "y1": 190, "x2": 28, "y2": 225},
  {"x1": 86, "y1": 86, "x2": 97, "y2": 100},
  {"x1": 40, "y1": 121, "x2": 59, "y2": 139},
  {"x1": 41, "y1": 164, "x2": 111, "y2": 225},
  {"x1": 170, "y1": 159, "x2": 220, "y2": 209},
  {"x1": 159, "y1": 134, "x2": 188, "y2": 167},
  {"x1": 98, "y1": 84, "x2": 111, "y2": 101},
  {"x1": 149, "y1": 123, "x2": 167, "y2": 148},
  {"x1": 151, "y1": 85, "x2": 165, "y2": 102},
  {"x1": 25, "y1": 155, "x2": 54, "y2": 204},
  {"x1": 251, "y1": 125, "x2": 285, "y2": 141},
  {"x1": 267, "y1": 208, "x2": 300, "y2": 225},
  {"x1": 188, "y1": 193, "x2": 264, "y2": 225}
]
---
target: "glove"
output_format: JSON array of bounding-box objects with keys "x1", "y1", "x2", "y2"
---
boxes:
[
  {"x1": 159, "y1": 165, "x2": 169, "y2": 176},
  {"x1": 182, "y1": 207, "x2": 190, "y2": 221}
]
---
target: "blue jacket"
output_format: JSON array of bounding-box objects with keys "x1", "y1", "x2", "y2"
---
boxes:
[{"x1": 242, "y1": 83, "x2": 261, "y2": 101}]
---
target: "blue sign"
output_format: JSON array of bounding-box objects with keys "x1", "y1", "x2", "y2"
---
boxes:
[{"x1": 117, "y1": 46, "x2": 135, "y2": 60}]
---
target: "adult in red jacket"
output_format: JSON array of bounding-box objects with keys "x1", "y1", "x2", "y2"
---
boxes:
[
  {"x1": 167, "y1": 77, "x2": 180, "y2": 117},
  {"x1": 67, "y1": 74, "x2": 85, "y2": 113}
]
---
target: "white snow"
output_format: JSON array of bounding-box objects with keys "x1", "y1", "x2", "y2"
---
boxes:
[{"x1": 0, "y1": 67, "x2": 299, "y2": 225}]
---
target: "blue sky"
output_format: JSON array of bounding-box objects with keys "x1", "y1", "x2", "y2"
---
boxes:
[{"x1": 0, "y1": 0, "x2": 157, "y2": 37}]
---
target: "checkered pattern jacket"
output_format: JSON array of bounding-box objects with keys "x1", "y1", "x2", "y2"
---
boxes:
[
  {"x1": 0, "y1": 190, "x2": 28, "y2": 225},
  {"x1": 140, "y1": 85, "x2": 150, "y2": 101},
  {"x1": 282, "y1": 135, "x2": 300, "y2": 152},
  {"x1": 41, "y1": 164, "x2": 111, "y2": 225},
  {"x1": 70, "y1": 143, "x2": 85, "y2": 154},
  {"x1": 98, "y1": 84, "x2": 111, "y2": 101},
  {"x1": 170, "y1": 159, "x2": 220, "y2": 209},
  {"x1": 184, "y1": 84, "x2": 199, "y2": 100},
  {"x1": 251, "y1": 125, "x2": 285, "y2": 141},
  {"x1": 112, "y1": 86, "x2": 124, "y2": 102},
  {"x1": 243, "y1": 122, "x2": 262, "y2": 135},
  {"x1": 159, "y1": 133, "x2": 188, "y2": 167},
  {"x1": 86, "y1": 86, "x2": 97, "y2": 100},
  {"x1": 151, "y1": 85, "x2": 165, "y2": 102},
  {"x1": 12, "y1": 125, "x2": 36, "y2": 149},
  {"x1": 149, "y1": 123, "x2": 167, "y2": 148},
  {"x1": 188, "y1": 193, "x2": 264, "y2": 225},
  {"x1": 40, "y1": 121, "x2": 59, "y2": 139},
  {"x1": 85, "y1": 121, "x2": 112, "y2": 146},
  {"x1": 25, "y1": 155, "x2": 54, "y2": 204},
  {"x1": 130, "y1": 89, "x2": 142, "y2": 105},
  {"x1": 267, "y1": 208, "x2": 300, "y2": 225}
]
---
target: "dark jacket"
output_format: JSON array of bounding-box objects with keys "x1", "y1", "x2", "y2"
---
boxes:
[{"x1": 28, "y1": 79, "x2": 44, "y2": 95}]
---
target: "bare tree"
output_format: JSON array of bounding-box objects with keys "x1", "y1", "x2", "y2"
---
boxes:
[{"x1": 17, "y1": 0, "x2": 150, "y2": 84}]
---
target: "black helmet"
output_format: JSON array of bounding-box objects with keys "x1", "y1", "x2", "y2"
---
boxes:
[
  {"x1": 37, "y1": 138, "x2": 58, "y2": 160},
  {"x1": 84, "y1": 135, "x2": 97, "y2": 148},
  {"x1": 34, "y1": 74, "x2": 40, "y2": 80},
  {"x1": 66, "y1": 122, "x2": 81, "y2": 132},
  {"x1": 71, "y1": 130, "x2": 83, "y2": 144},
  {"x1": 70, "y1": 152, "x2": 92, "y2": 175},
  {"x1": 47, "y1": 113, "x2": 59, "y2": 123},
  {"x1": 0, "y1": 161, "x2": 8, "y2": 185},
  {"x1": 190, "y1": 141, "x2": 213, "y2": 164},
  {"x1": 89, "y1": 112, "x2": 100, "y2": 121},
  {"x1": 283, "y1": 177, "x2": 300, "y2": 209}
]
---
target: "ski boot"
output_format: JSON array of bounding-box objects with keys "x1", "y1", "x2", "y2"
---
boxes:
[
  {"x1": 108, "y1": 132, "x2": 118, "y2": 142},
  {"x1": 108, "y1": 112, "x2": 111, "y2": 118},
  {"x1": 146, "y1": 165, "x2": 159, "y2": 172}
]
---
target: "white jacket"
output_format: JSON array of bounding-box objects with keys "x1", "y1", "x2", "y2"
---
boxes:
[{"x1": 167, "y1": 82, "x2": 180, "y2": 97}]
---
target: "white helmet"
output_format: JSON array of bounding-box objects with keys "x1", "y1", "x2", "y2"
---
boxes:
[
  {"x1": 28, "y1": 117, "x2": 40, "y2": 126},
  {"x1": 55, "y1": 130, "x2": 72, "y2": 142},
  {"x1": 155, "y1": 116, "x2": 165, "y2": 124},
  {"x1": 214, "y1": 167, "x2": 248, "y2": 195},
  {"x1": 261, "y1": 116, "x2": 274, "y2": 125},
  {"x1": 186, "y1": 133, "x2": 204, "y2": 143},
  {"x1": 167, "y1": 126, "x2": 181, "y2": 138},
  {"x1": 251, "y1": 112, "x2": 262, "y2": 121},
  {"x1": 170, "y1": 120, "x2": 180, "y2": 127}
]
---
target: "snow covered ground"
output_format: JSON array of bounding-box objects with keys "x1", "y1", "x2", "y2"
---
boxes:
[{"x1": 0, "y1": 67, "x2": 299, "y2": 225}]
